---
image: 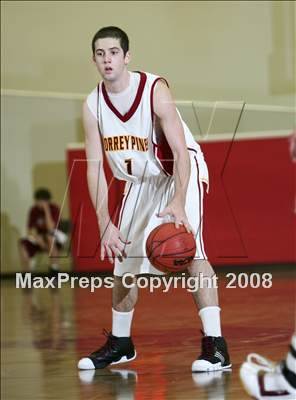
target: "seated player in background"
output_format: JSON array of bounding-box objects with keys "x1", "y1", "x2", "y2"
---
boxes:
[
  {"x1": 240, "y1": 334, "x2": 296, "y2": 400},
  {"x1": 18, "y1": 188, "x2": 66, "y2": 275}
]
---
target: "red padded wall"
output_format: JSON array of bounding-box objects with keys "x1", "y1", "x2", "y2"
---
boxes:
[{"x1": 67, "y1": 136, "x2": 295, "y2": 271}]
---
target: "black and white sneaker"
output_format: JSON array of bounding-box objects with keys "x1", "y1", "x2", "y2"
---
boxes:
[
  {"x1": 78, "y1": 330, "x2": 136, "y2": 370},
  {"x1": 192, "y1": 335, "x2": 231, "y2": 372}
]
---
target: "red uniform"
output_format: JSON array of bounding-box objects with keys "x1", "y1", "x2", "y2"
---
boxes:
[{"x1": 20, "y1": 203, "x2": 61, "y2": 258}]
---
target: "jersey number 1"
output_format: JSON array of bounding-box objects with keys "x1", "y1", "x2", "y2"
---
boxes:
[{"x1": 124, "y1": 158, "x2": 133, "y2": 175}]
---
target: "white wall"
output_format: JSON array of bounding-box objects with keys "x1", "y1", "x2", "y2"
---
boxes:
[{"x1": 1, "y1": 1, "x2": 295, "y2": 104}]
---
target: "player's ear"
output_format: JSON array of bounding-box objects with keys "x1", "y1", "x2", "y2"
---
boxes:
[{"x1": 124, "y1": 51, "x2": 131, "y2": 65}]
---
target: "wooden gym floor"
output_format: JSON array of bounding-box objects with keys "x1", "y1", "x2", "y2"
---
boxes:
[{"x1": 1, "y1": 267, "x2": 295, "y2": 400}]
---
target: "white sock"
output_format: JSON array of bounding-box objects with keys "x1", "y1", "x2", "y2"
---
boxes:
[
  {"x1": 112, "y1": 308, "x2": 134, "y2": 337},
  {"x1": 199, "y1": 306, "x2": 222, "y2": 337}
]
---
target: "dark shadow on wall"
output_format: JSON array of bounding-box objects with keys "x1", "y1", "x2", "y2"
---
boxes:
[
  {"x1": 1, "y1": 163, "x2": 27, "y2": 274},
  {"x1": 1, "y1": 212, "x2": 20, "y2": 274}
]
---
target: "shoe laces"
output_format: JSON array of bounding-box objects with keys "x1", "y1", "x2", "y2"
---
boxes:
[{"x1": 92, "y1": 329, "x2": 118, "y2": 354}]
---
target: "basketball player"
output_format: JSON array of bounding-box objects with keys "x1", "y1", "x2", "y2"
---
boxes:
[
  {"x1": 19, "y1": 188, "x2": 64, "y2": 275},
  {"x1": 78, "y1": 26, "x2": 230, "y2": 372}
]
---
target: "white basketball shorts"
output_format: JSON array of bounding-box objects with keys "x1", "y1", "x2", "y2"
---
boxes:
[{"x1": 113, "y1": 155, "x2": 208, "y2": 276}]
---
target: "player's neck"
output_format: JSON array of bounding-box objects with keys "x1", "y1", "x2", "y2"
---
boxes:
[{"x1": 104, "y1": 69, "x2": 130, "y2": 94}]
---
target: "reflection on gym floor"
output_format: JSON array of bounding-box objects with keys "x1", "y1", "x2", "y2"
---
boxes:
[{"x1": 1, "y1": 272, "x2": 294, "y2": 400}]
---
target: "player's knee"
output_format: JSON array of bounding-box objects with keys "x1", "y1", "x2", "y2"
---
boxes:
[
  {"x1": 188, "y1": 259, "x2": 214, "y2": 276},
  {"x1": 114, "y1": 274, "x2": 136, "y2": 290},
  {"x1": 113, "y1": 275, "x2": 138, "y2": 310}
]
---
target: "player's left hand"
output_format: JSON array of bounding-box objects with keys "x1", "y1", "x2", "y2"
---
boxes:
[{"x1": 157, "y1": 198, "x2": 194, "y2": 234}]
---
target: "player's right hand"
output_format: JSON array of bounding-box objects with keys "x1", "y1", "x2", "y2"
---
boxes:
[{"x1": 100, "y1": 222, "x2": 130, "y2": 263}]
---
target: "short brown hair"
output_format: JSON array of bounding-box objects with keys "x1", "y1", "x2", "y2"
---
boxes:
[{"x1": 92, "y1": 26, "x2": 129, "y2": 56}]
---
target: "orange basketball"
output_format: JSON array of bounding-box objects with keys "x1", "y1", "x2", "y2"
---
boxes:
[{"x1": 146, "y1": 223, "x2": 196, "y2": 273}]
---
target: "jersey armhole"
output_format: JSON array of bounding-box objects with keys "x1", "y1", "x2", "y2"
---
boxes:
[
  {"x1": 86, "y1": 90, "x2": 98, "y2": 121},
  {"x1": 150, "y1": 77, "x2": 169, "y2": 121},
  {"x1": 150, "y1": 77, "x2": 174, "y2": 176}
]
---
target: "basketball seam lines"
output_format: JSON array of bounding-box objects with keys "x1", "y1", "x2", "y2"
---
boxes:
[
  {"x1": 146, "y1": 227, "x2": 195, "y2": 257},
  {"x1": 152, "y1": 246, "x2": 196, "y2": 258}
]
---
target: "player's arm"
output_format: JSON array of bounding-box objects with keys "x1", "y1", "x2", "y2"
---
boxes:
[
  {"x1": 83, "y1": 101, "x2": 110, "y2": 231},
  {"x1": 153, "y1": 81, "x2": 193, "y2": 233},
  {"x1": 40, "y1": 202, "x2": 56, "y2": 232},
  {"x1": 26, "y1": 209, "x2": 46, "y2": 247},
  {"x1": 82, "y1": 101, "x2": 127, "y2": 262}
]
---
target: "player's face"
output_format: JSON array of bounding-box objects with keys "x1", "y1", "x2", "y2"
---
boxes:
[
  {"x1": 35, "y1": 200, "x2": 49, "y2": 209},
  {"x1": 93, "y1": 38, "x2": 130, "y2": 82}
]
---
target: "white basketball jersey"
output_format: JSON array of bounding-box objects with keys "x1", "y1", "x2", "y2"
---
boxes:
[{"x1": 86, "y1": 71, "x2": 209, "y2": 185}]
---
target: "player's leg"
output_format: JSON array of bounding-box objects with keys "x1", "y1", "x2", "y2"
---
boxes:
[
  {"x1": 185, "y1": 156, "x2": 231, "y2": 372},
  {"x1": 46, "y1": 234, "x2": 60, "y2": 274},
  {"x1": 18, "y1": 239, "x2": 39, "y2": 272},
  {"x1": 112, "y1": 275, "x2": 138, "y2": 336},
  {"x1": 189, "y1": 259, "x2": 230, "y2": 372},
  {"x1": 188, "y1": 258, "x2": 220, "y2": 337},
  {"x1": 77, "y1": 275, "x2": 138, "y2": 370},
  {"x1": 78, "y1": 182, "x2": 143, "y2": 371},
  {"x1": 188, "y1": 259, "x2": 218, "y2": 309},
  {"x1": 78, "y1": 175, "x2": 171, "y2": 370},
  {"x1": 113, "y1": 275, "x2": 138, "y2": 311}
]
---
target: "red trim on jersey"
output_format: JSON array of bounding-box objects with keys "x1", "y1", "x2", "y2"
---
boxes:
[
  {"x1": 96, "y1": 83, "x2": 103, "y2": 136},
  {"x1": 187, "y1": 147, "x2": 198, "y2": 154},
  {"x1": 194, "y1": 156, "x2": 206, "y2": 259},
  {"x1": 150, "y1": 77, "x2": 174, "y2": 176},
  {"x1": 118, "y1": 183, "x2": 133, "y2": 229},
  {"x1": 101, "y1": 71, "x2": 147, "y2": 123}
]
